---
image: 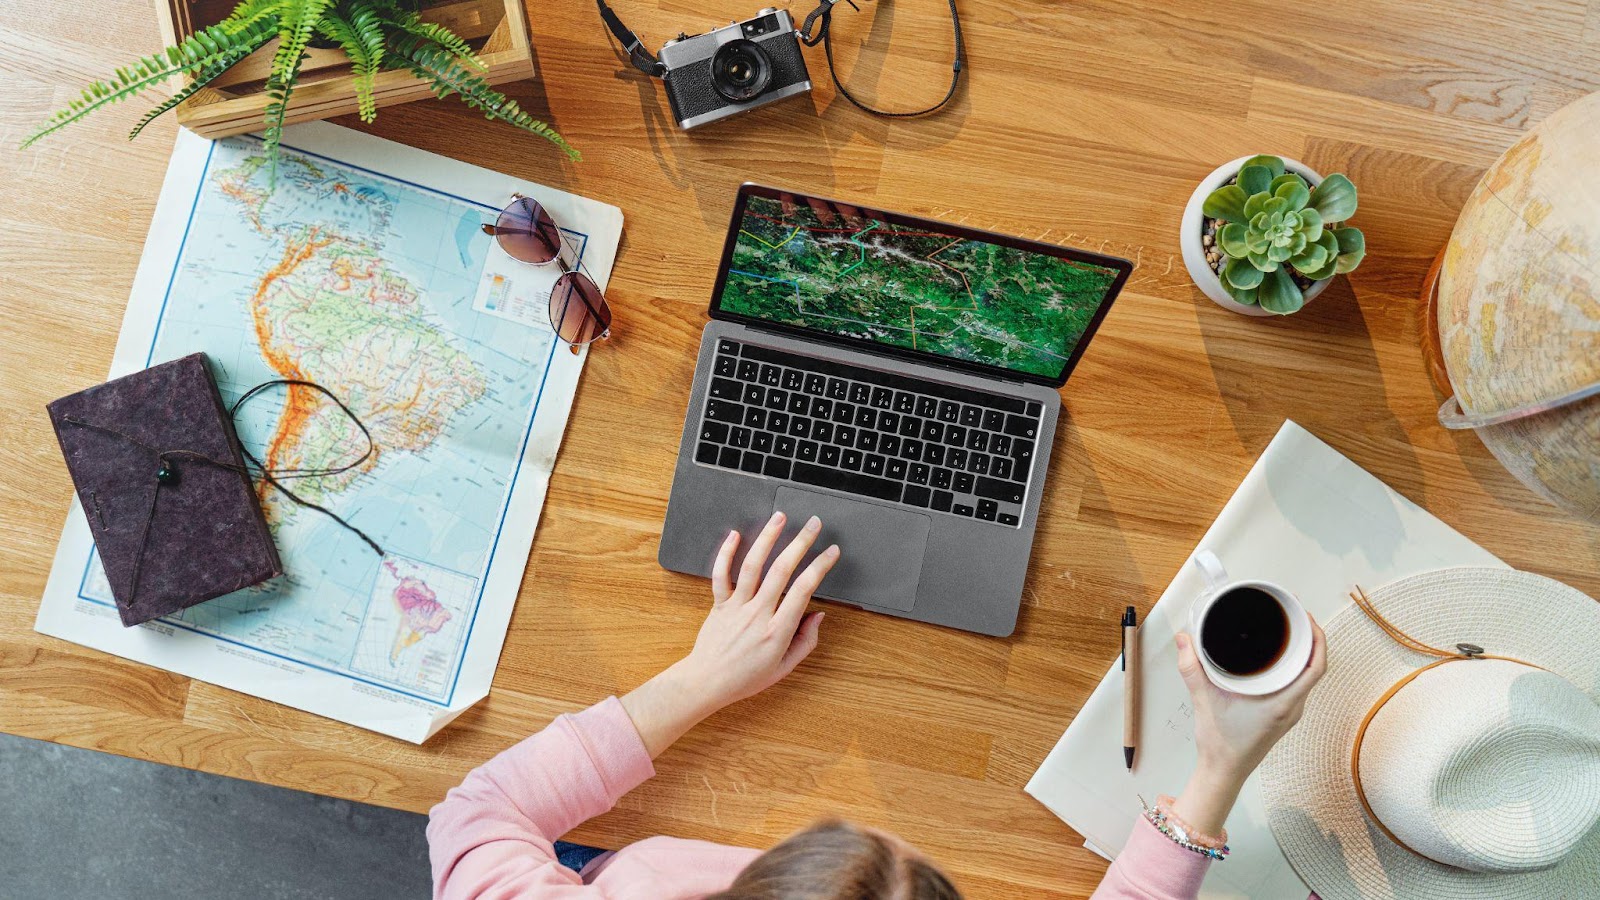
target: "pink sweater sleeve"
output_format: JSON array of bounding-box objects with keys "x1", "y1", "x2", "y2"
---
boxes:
[
  {"x1": 1089, "y1": 816, "x2": 1212, "y2": 900},
  {"x1": 427, "y1": 696, "x2": 655, "y2": 899}
]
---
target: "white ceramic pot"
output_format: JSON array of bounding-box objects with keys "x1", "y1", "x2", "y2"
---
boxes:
[{"x1": 1181, "y1": 155, "x2": 1332, "y2": 317}]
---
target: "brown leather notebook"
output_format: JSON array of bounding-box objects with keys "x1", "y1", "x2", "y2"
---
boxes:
[{"x1": 47, "y1": 353, "x2": 282, "y2": 626}]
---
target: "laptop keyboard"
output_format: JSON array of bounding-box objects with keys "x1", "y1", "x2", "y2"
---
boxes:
[{"x1": 693, "y1": 339, "x2": 1042, "y2": 527}]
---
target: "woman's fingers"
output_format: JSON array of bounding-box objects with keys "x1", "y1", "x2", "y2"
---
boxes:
[
  {"x1": 756, "y1": 516, "x2": 822, "y2": 607},
  {"x1": 775, "y1": 543, "x2": 839, "y2": 632},
  {"x1": 711, "y1": 529, "x2": 739, "y2": 603},
  {"x1": 735, "y1": 511, "x2": 787, "y2": 598},
  {"x1": 778, "y1": 610, "x2": 825, "y2": 675}
]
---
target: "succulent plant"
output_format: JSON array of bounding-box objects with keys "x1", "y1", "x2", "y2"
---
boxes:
[{"x1": 1202, "y1": 155, "x2": 1366, "y2": 314}]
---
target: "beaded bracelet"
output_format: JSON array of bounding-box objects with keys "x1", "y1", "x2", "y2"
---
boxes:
[{"x1": 1139, "y1": 795, "x2": 1231, "y2": 861}]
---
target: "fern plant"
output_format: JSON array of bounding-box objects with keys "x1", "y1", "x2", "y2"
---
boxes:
[{"x1": 22, "y1": 0, "x2": 576, "y2": 177}]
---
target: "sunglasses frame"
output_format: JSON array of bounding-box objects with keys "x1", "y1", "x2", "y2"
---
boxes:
[{"x1": 483, "y1": 193, "x2": 612, "y2": 353}]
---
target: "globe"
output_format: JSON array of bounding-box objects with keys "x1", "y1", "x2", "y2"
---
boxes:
[{"x1": 1437, "y1": 91, "x2": 1600, "y2": 523}]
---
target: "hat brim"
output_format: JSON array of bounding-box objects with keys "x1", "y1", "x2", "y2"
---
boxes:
[{"x1": 1259, "y1": 567, "x2": 1600, "y2": 900}]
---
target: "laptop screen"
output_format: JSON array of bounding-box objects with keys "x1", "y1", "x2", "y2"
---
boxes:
[{"x1": 709, "y1": 185, "x2": 1131, "y2": 387}]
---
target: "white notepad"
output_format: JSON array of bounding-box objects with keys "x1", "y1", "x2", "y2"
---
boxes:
[{"x1": 1026, "y1": 420, "x2": 1504, "y2": 898}]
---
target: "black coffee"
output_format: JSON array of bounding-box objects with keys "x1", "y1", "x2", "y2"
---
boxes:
[{"x1": 1200, "y1": 587, "x2": 1289, "y2": 676}]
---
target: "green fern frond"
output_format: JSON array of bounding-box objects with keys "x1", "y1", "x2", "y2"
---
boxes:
[
  {"x1": 21, "y1": 19, "x2": 278, "y2": 149},
  {"x1": 394, "y1": 38, "x2": 578, "y2": 161},
  {"x1": 393, "y1": 17, "x2": 487, "y2": 71},
  {"x1": 318, "y1": 4, "x2": 386, "y2": 122},
  {"x1": 218, "y1": 0, "x2": 285, "y2": 33},
  {"x1": 130, "y1": 18, "x2": 280, "y2": 140},
  {"x1": 262, "y1": 0, "x2": 334, "y2": 176}
]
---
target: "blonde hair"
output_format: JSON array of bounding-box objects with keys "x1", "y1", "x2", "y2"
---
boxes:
[{"x1": 705, "y1": 820, "x2": 962, "y2": 900}]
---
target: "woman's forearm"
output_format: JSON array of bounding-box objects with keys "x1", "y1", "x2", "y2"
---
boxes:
[
  {"x1": 619, "y1": 661, "x2": 720, "y2": 758},
  {"x1": 1169, "y1": 760, "x2": 1249, "y2": 836}
]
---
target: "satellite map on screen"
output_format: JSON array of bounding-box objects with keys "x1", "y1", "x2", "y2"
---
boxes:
[{"x1": 718, "y1": 196, "x2": 1122, "y2": 379}]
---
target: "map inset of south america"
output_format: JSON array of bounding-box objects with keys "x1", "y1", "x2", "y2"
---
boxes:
[{"x1": 81, "y1": 137, "x2": 559, "y2": 701}]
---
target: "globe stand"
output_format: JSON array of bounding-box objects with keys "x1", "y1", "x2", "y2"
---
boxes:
[{"x1": 1417, "y1": 244, "x2": 1453, "y2": 398}]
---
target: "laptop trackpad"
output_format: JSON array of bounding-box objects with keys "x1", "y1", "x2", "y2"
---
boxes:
[{"x1": 772, "y1": 487, "x2": 930, "y2": 612}]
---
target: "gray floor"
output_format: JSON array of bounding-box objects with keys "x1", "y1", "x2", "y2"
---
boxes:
[{"x1": 0, "y1": 731, "x2": 431, "y2": 899}]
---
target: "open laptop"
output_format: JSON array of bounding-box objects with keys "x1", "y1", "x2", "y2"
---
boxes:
[{"x1": 659, "y1": 184, "x2": 1131, "y2": 636}]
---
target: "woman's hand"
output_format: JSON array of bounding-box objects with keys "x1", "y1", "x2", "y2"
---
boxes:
[
  {"x1": 621, "y1": 511, "x2": 838, "y2": 757},
  {"x1": 1170, "y1": 618, "x2": 1328, "y2": 836}
]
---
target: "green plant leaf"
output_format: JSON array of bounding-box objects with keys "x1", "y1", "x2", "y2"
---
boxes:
[
  {"x1": 1241, "y1": 155, "x2": 1285, "y2": 178},
  {"x1": 1258, "y1": 268, "x2": 1305, "y2": 314},
  {"x1": 1274, "y1": 178, "x2": 1310, "y2": 211},
  {"x1": 1224, "y1": 281, "x2": 1260, "y2": 305},
  {"x1": 1333, "y1": 226, "x2": 1366, "y2": 273},
  {"x1": 1237, "y1": 164, "x2": 1272, "y2": 196},
  {"x1": 1243, "y1": 191, "x2": 1269, "y2": 220},
  {"x1": 1247, "y1": 249, "x2": 1277, "y2": 271},
  {"x1": 1289, "y1": 243, "x2": 1329, "y2": 274},
  {"x1": 1299, "y1": 260, "x2": 1337, "y2": 281},
  {"x1": 261, "y1": 0, "x2": 335, "y2": 180},
  {"x1": 1297, "y1": 207, "x2": 1323, "y2": 243},
  {"x1": 1269, "y1": 173, "x2": 1307, "y2": 194},
  {"x1": 1245, "y1": 230, "x2": 1269, "y2": 254},
  {"x1": 1218, "y1": 223, "x2": 1249, "y2": 257},
  {"x1": 1224, "y1": 257, "x2": 1264, "y2": 290},
  {"x1": 130, "y1": 18, "x2": 279, "y2": 140},
  {"x1": 393, "y1": 36, "x2": 579, "y2": 160},
  {"x1": 1203, "y1": 185, "x2": 1248, "y2": 225},
  {"x1": 1309, "y1": 173, "x2": 1358, "y2": 222},
  {"x1": 395, "y1": 18, "x2": 487, "y2": 71},
  {"x1": 1267, "y1": 243, "x2": 1292, "y2": 263}
]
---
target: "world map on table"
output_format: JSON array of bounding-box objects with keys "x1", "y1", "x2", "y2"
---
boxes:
[{"x1": 80, "y1": 136, "x2": 576, "y2": 703}]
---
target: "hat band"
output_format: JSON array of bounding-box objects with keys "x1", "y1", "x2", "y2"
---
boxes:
[{"x1": 1345, "y1": 586, "x2": 1544, "y2": 867}]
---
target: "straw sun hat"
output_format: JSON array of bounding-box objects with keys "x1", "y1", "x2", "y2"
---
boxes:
[{"x1": 1259, "y1": 567, "x2": 1600, "y2": 900}]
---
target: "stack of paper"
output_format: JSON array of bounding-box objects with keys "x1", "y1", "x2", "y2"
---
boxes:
[{"x1": 1025, "y1": 420, "x2": 1502, "y2": 897}]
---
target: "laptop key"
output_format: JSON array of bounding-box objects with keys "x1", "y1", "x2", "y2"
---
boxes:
[
  {"x1": 969, "y1": 453, "x2": 990, "y2": 474},
  {"x1": 701, "y1": 421, "x2": 729, "y2": 443},
  {"x1": 977, "y1": 499, "x2": 998, "y2": 521},
  {"x1": 765, "y1": 389, "x2": 788, "y2": 411},
  {"x1": 938, "y1": 401, "x2": 959, "y2": 423},
  {"x1": 730, "y1": 426, "x2": 752, "y2": 448},
  {"x1": 946, "y1": 448, "x2": 967, "y2": 469},
  {"x1": 887, "y1": 458, "x2": 908, "y2": 480},
  {"x1": 836, "y1": 426, "x2": 856, "y2": 448},
  {"x1": 696, "y1": 442, "x2": 719, "y2": 464},
  {"x1": 981, "y1": 409, "x2": 1005, "y2": 431},
  {"x1": 741, "y1": 451, "x2": 764, "y2": 473},
  {"x1": 1026, "y1": 401, "x2": 1043, "y2": 416},
  {"x1": 768, "y1": 412, "x2": 789, "y2": 433},
  {"x1": 826, "y1": 378, "x2": 848, "y2": 399},
  {"x1": 953, "y1": 503, "x2": 974, "y2": 517},
  {"x1": 1004, "y1": 414, "x2": 1038, "y2": 438},
  {"x1": 959, "y1": 405, "x2": 982, "y2": 427},
  {"x1": 753, "y1": 432, "x2": 773, "y2": 454},
  {"x1": 788, "y1": 394, "x2": 809, "y2": 415},
  {"x1": 909, "y1": 463, "x2": 930, "y2": 485},
  {"x1": 944, "y1": 425, "x2": 966, "y2": 446},
  {"x1": 783, "y1": 369, "x2": 804, "y2": 390},
  {"x1": 789, "y1": 418, "x2": 811, "y2": 439},
  {"x1": 705, "y1": 399, "x2": 743, "y2": 423},
  {"x1": 760, "y1": 365, "x2": 781, "y2": 386},
  {"x1": 854, "y1": 406, "x2": 876, "y2": 428},
  {"x1": 849, "y1": 383, "x2": 870, "y2": 404},
  {"x1": 813, "y1": 422, "x2": 834, "y2": 443},
  {"x1": 743, "y1": 384, "x2": 764, "y2": 405},
  {"x1": 968, "y1": 430, "x2": 989, "y2": 452},
  {"x1": 924, "y1": 444, "x2": 945, "y2": 466},
  {"x1": 932, "y1": 490, "x2": 953, "y2": 512},
  {"x1": 916, "y1": 396, "x2": 938, "y2": 418},
  {"x1": 898, "y1": 416, "x2": 922, "y2": 438},
  {"x1": 877, "y1": 411, "x2": 900, "y2": 432},
  {"x1": 855, "y1": 430, "x2": 876, "y2": 452},
  {"x1": 718, "y1": 338, "x2": 741, "y2": 355},
  {"x1": 1011, "y1": 439, "x2": 1035, "y2": 467},
  {"x1": 864, "y1": 453, "x2": 885, "y2": 476},
  {"x1": 792, "y1": 462, "x2": 903, "y2": 503},
  {"x1": 719, "y1": 446, "x2": 741, "y2": 468},
  {"x1": 974, "y1": 476, "x2": 1024, "y2": 504},
  {"x1": 820, "y1": 445, "x2": 841, "y2": 467},
  {"x1": 746, "y1": 408, "x2": 768, "y2": 430},
  {"x1": 714, "y1": 355, "x2": 737, "y2": 377},
  {"x1": 893, "y1": 392, "x2": 916, "y2": 413},
  {"x1": 932, "y1": 467, "x2": 952, "y2": 489},
  {"x1": 954, "y1": 471, "x2": 975, "y2": 493},
  {"x1": 998, "y1": 512, "x2": 1019, "y2": 526},
  {"x1": 737, "y1": 360, "x2": 760, "y2": 381},
  {"x1": 871, "y1": 387, "x2": 893, "y2": 409},
  {"x1": 991, "y1": 434, "x2": 1011, "y2": 455},
  {"x1": 775, "y1": 435, "x2": 797, "y2": 457},
  {"x1": 922, "y1": 420, "x2": 944, "y2": 442},
  {"x1": 811, "y1": 397, "x2": 832, "y2": 419},
  {"x1": 842, "y1": 449, "x2": 863, "y2": 471},
  {"x1": 804, "y1": 374, "x2": 826, "y2": 395},
  {"x1": 992, "y1": 457, "x2": 1013, "y2": 481},
  {"x1": 880, "y1": 434, "x2": 900, "y2": 456},
  {"x1": 709, "y1": 377, "x2": 741, "y2": 400},
  {"x1": 798, "y1": 440, "x2": 819, "y2": 462},
  {"x1": 764, "y1": 456, "x2": 792, "y2": 479},
  {"x1": 901, "y1": 439, "x2": 923, "y2": 461},
  {"x1": 832, "y1": 402, "x2": 855, "y2": 424},
  {"x1": 904, "y1": 485, "x2": 932, "y2": 507}
]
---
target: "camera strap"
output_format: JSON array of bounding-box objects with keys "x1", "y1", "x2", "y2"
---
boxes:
[
  {"x1": 596, "y1": 0, "x2": 666, "y2": 78},
  {"x1": 797, "y1": 0, "x2": 965, "y2": 118}
]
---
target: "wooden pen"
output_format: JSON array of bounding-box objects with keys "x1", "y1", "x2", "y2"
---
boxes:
[{"x1": 1122, "y1": 605, "x2": 1140, "y2": 771}]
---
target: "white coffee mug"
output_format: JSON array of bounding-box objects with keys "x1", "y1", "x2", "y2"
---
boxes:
[{"x1": 1187, "y1": 551, "x2": 1313, "y2": 695}]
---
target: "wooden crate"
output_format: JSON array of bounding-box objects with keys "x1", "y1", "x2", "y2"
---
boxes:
[{"x1": 154, "y1": 0, "x2": 536, "y2": 139}]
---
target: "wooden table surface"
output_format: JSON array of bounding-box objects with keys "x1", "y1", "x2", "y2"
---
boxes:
[{"x1": 4, "y1": 1, "x2": 1599, "y2": 895}]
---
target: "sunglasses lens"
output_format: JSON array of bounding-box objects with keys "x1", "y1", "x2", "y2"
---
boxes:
[
  {"x1": 549, "y1": 272, "x2": 611, "y2": 346},
  {"x1": 494, "y1": 197, "x2": 562, "y2": 264}
]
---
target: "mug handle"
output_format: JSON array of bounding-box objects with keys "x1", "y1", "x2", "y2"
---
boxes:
[{"x1": 1193, "y1": 550, "x2": 1228, "y2": 592}]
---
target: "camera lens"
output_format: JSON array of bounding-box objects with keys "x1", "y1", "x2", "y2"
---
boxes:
[{"x1": 711, "y1": 39, "x2": 773, "y2": 103}]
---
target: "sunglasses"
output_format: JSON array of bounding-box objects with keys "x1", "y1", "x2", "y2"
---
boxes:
[{"x1": 481, "y1": 194, "x2": 613, "y2": 352}]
